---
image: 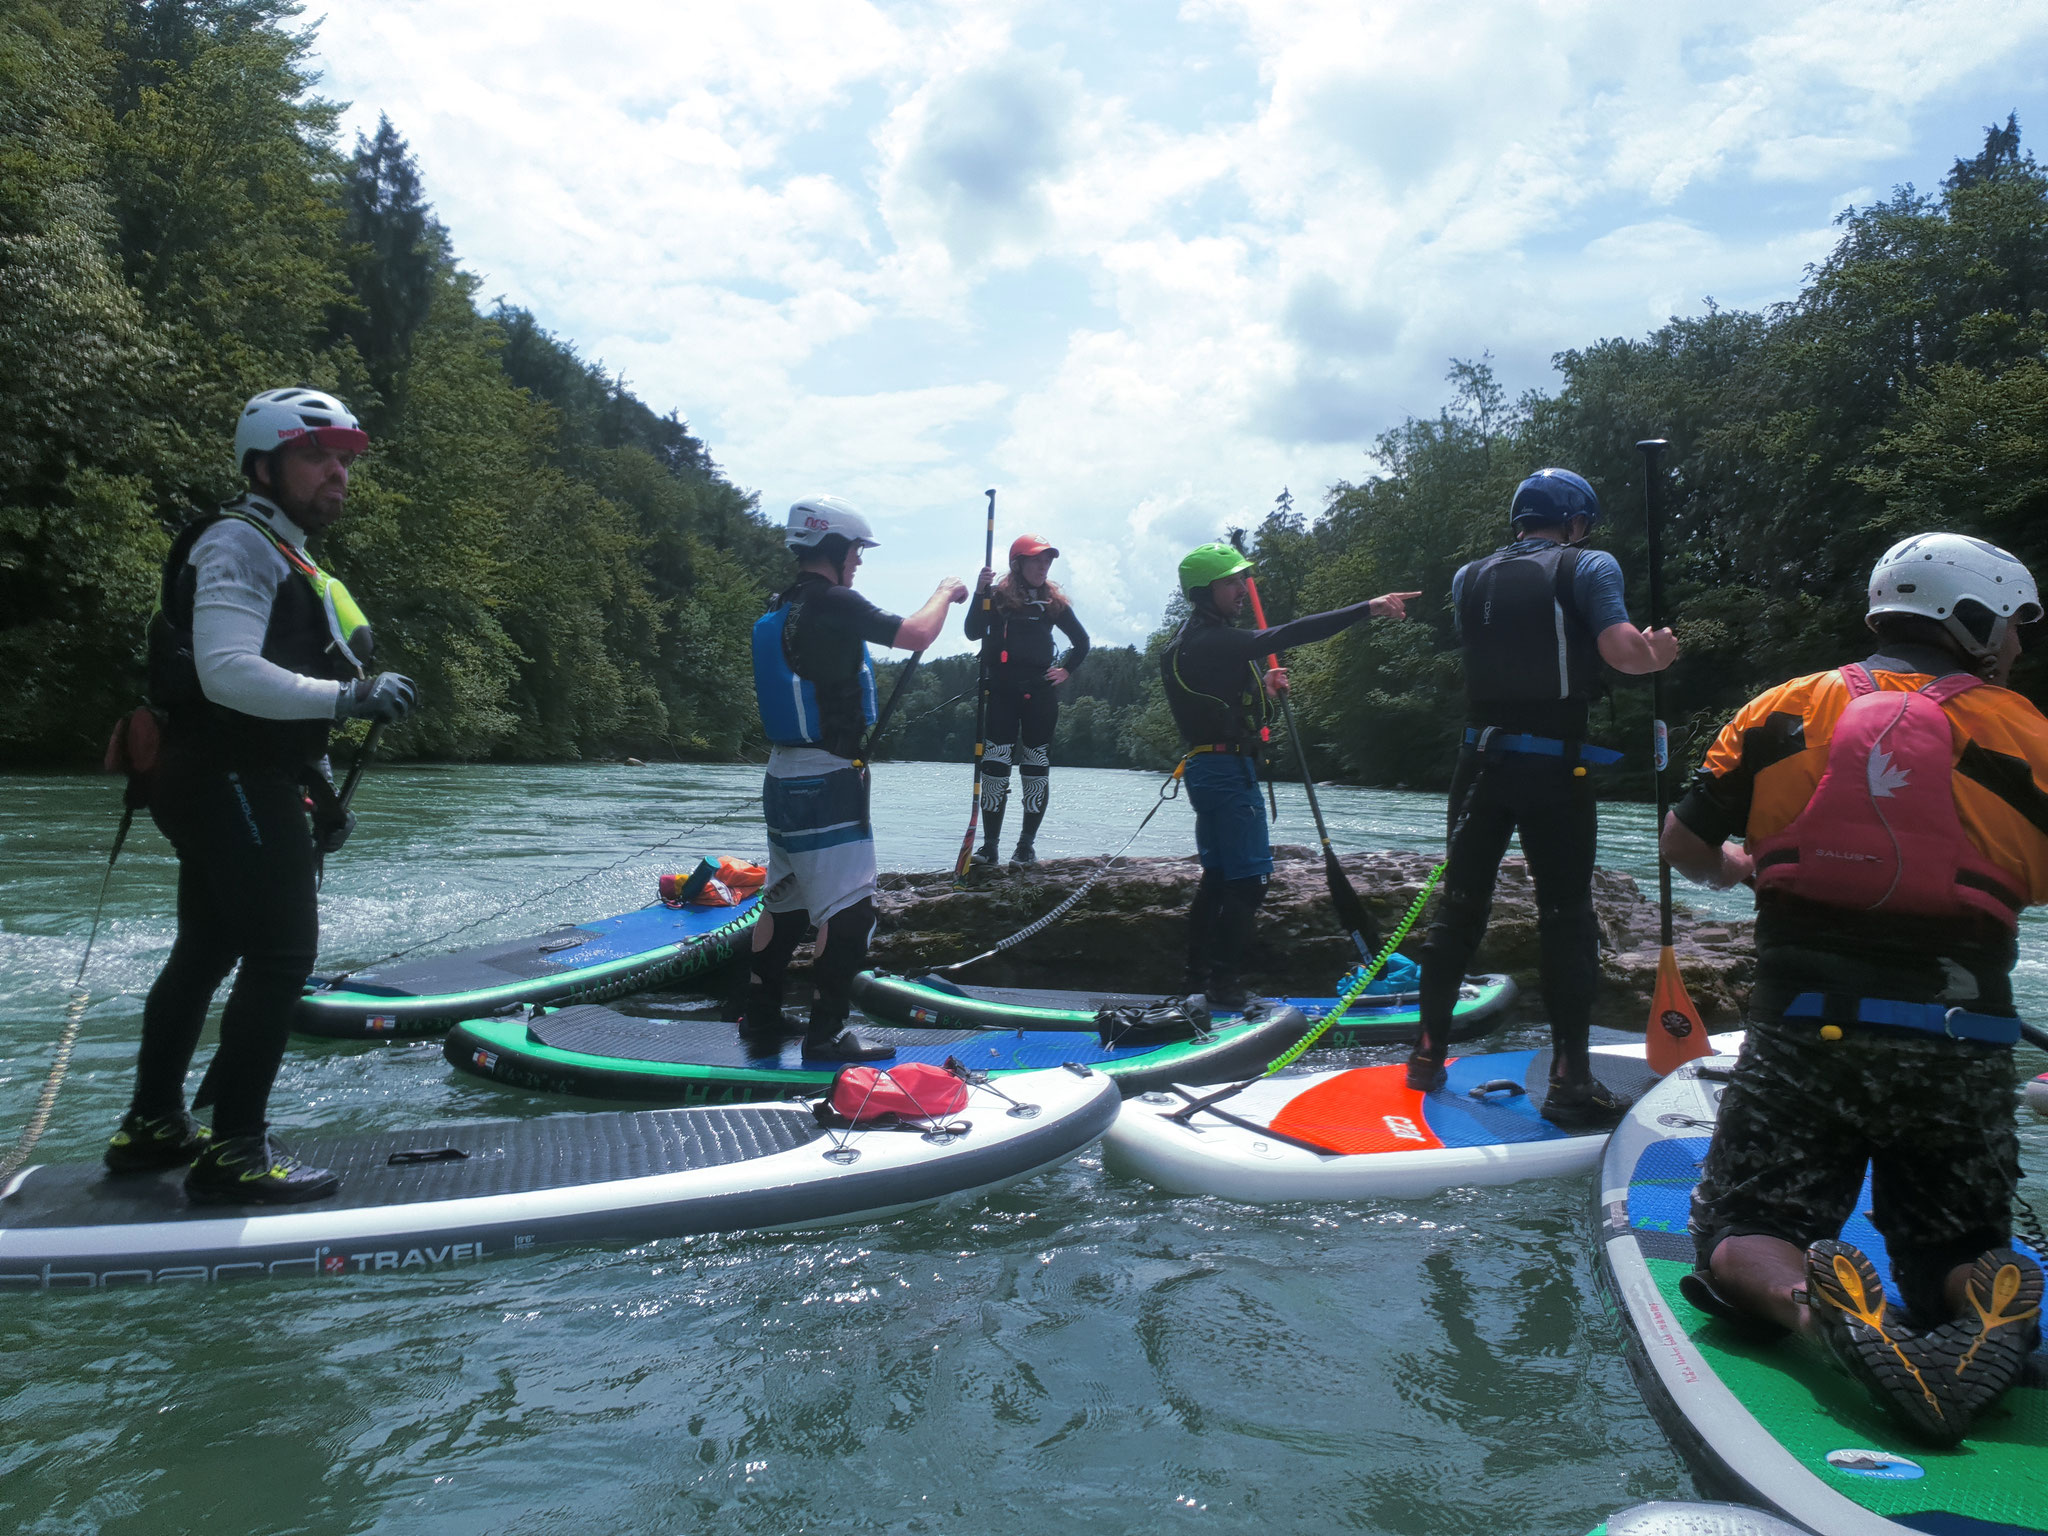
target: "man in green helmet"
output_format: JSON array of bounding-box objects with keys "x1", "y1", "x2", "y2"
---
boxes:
[{"x1": 1159, "y1": 542, "x2": 1418, "y2": 1007}]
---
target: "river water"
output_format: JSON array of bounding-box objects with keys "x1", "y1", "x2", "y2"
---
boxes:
[{"x1": 2, "y1": 763, "x2": 2044, "y2": 1535}]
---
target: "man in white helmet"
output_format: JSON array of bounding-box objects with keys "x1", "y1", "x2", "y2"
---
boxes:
[
  {"x1": 104, "y1": 388, "x2": 417, "y2": 1204},
  {"x1": 1661, "y1": 531, "x2": 2048, "y2": 1446},
  {"x1": 745, "y1": 495, "x2": 967, "y2": 1060}
]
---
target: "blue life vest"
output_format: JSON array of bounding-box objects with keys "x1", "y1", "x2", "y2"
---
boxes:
[{"x1": 752, "y1": 602, "x2": 876, "y2": 750}]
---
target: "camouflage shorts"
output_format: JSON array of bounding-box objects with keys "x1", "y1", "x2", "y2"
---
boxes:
[{"x1": 1690, "y1": 1019, "x2": 2020, "y2": 1280}]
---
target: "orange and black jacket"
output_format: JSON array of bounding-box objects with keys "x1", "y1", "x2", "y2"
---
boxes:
[{"x1": 1672, "y1": 643, "x2": 2048, "y2": 1004}]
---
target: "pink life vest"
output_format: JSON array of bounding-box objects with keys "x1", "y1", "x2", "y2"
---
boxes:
[{"x1": 1751, "y1": 664, "x2": 2024, "y2": 931}]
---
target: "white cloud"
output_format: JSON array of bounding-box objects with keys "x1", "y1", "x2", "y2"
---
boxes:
[{"x1": 309, "y1": 0, "x2": 2048, "y2": 648}]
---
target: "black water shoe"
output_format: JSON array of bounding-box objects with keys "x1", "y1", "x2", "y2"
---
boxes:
[
  {"x1": 1540, "y1": 1078, "x2": 1628, "y2": 1130},
  {"x1": 104, "y1": 1109, "x2": 210, "y2": 1174},
  {"x1": 1916, "y1": 1248, "x2": 2044, "y2": 1430},
  {"x1": 802, "y1": 1028, "x2": 894, "y2": 1063},
  {"x1": 1806, "y1": 1239, "x2": 1961, "y2": 1446},
  {"x1": 969, "y1": 840, "x2": 999, "y2": 867},
  {"x1": 1404, "y1": 1050, "x2": 1447, "y2": 1093},
  {"x1": 1202, "y1": 978, "x2": 1250, "y2": 1012},
  {"x1": 1010, "y1": 841, "x2": 1037, "y2": 865},
  {"x1": 185, "y1": 1134, "x2": 340, "y2": 1206}
]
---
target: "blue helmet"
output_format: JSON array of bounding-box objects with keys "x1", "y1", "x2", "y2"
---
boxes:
[{"x1": 1509, "y1": 468, "x2": 1599, "y2": 531}]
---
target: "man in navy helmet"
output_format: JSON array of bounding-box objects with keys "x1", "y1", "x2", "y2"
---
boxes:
[
  {"x1": 746, "y1": 495, "x2": 967, "y2": 1061},
  {"x1": 1404, "y1": 469, "x2": 1678, "y2": 1123}
]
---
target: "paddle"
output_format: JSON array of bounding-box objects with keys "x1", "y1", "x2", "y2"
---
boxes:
[
  {"x1": 1228, "y1": 530, "x2": 1384, "y2": 959},
  {"x1": 1637, "y1": 439, "x2": 1711, "y2": 1075},
  {"x1": 952, "y1": 488, "x2": 998, "y2": 879},
  {"x1": 856, "y1": 651, "x2": 923, "y2": 767}
]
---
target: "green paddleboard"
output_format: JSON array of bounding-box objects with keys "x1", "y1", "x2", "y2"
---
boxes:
[{"x1": 1598, "y1": 1055, "x2": 2047, "y2": 1535}]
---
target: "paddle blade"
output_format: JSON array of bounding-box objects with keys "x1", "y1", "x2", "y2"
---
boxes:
[
  {"x1": 1646, "y1": 945, "x2": 1712, "y2": 1075},
  {"x1": 1322, "y1": 846, "x2": 1383, "y2": 954}
]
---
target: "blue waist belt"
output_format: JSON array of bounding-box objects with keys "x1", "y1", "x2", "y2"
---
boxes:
[
  {"x1": 1782, "y1": 993, "x2": 2021, "y2": 1046},
  {"x1": 1462, "y1": 728, "x2": 1624, "y2": 766}
]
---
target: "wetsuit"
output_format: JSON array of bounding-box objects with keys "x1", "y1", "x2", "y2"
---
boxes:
[
  {"x1": 1677, "y1": 645, "x2": 2048, "y2": 1323},
  {"x1": 749, "y1": 571, "x2": 903, "y2": 1051},
  {"x1": 136, "y1": 494, "x2": 367, "y2": 1139},
  {"x1": 1161, "y1": 596, "x2": 1375, "y2": 1000},
  {"x1": 1410, "y1": 536, "x2": 1631, "y2": 1097},
  {"x1": 964, "y1": 585, "x2": 1089, "y2": 856}
]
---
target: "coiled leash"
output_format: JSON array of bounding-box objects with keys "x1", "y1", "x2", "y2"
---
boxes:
[
  {"x1": 1166, "y1": 862, "x2": 1443, "y2": 1126},
  {"x1": 930, "y1": 759, "x2": 1191, "y2": 975},
  {"x1": 0, "y1": 827, "x2": 129, "y2": 1190}
]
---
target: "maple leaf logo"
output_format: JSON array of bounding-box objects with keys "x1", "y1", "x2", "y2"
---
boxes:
[{"x1": 1867, "y1": 746, "x2": 1910, "y2": 799}]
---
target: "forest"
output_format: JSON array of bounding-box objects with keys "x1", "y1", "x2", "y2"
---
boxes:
[
  {"x1": 6, "y1": 1, "x2": 2046, "y2": 797},
  {"x1": 1, "y1": 0, "x2": 784, "y2": 766}
]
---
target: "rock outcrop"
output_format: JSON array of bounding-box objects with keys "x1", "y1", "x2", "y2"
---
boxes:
[{"x1": 870, "y1": 846, "x2": 1752, "y2": 1029}]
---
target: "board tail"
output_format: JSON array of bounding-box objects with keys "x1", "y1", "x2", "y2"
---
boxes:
[{"x1": 1646, "y1": 944, "x2": 1712, "y2": 1075}]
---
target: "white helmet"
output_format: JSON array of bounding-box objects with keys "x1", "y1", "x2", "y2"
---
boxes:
[
  {"x1": 785, "y1": 494, "x2": 878, "y2": 553},
  {"x1": 1867, "y1": 532, "x2": 2042, "y2": 659},
  {"x1": 234, "y1": 387, "x2": 368, "y2": 475}
]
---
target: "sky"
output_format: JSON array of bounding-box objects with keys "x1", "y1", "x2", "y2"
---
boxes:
[{"x1": 309, "y1": 0, "x2": 2048, "y2": 653}]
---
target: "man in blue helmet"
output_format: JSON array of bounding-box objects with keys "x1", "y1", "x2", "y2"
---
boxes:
[{"x1": 1404, "y1": 469, "x2": 1678, "y2": 1123}]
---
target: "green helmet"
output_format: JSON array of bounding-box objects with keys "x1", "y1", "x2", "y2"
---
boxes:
[{"x1": 1179, "y1": 541, "x2": 1253, "y2": 596}]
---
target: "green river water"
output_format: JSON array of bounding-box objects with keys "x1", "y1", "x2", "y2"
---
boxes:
[{"x1": 2, "y1": 762, "x2": 2043, "y2": 1534}]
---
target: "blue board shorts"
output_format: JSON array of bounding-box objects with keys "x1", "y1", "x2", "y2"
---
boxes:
[{"x1": 1183, "y1": 752, "x2": 1271, "y2": 880}]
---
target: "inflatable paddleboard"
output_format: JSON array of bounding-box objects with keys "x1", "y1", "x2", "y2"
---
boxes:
[
  {"x1": 1102, "y1": 1033, "x2": 1742, "y2": 1202},
  {"x1": 0, "y1": 1066, "x2": 1117, "y2": 1293},
  {"x1": 294, "y1": 892, "x2": 760, "y2": 1040},
  {"x1": 1585, "y1": 1503, "x2": 1804, "y2": 1535},
  {"x1": 446, "y1": 1001, "x2": 1313, "y2": 1105},
  {"x1": 1599, "y1": 1053, "x2": 2048, "y2": 1534},
  {"x1": 851, "y1": 970, "x2": 1517, "y2": 1048}
]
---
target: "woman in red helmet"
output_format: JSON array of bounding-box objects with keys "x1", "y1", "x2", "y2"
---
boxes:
[{"x1": 966, "y1": 534, "x2": 1090, "y2": 863}]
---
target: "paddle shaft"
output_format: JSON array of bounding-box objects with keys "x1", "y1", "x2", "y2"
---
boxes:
[
  {"x1": 953, "y1": 489, "x2": 998, "y2": 876},
  {"x1": 858, "y1": 651, "x2": 923, "y2": 764},
  {"x1": 1638, "y1": 439, "x2": 1676, "y2": 948},
  {"x1": 335, "y1": 722, "x2": 384, "y2": 817},
  {"x1": 1241, "y1": 574, "x2": 1334, "y2": 845}
]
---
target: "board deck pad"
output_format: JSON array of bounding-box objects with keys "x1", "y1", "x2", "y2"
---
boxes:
[
  {"x1": 1621, "y1": 1126, "x2": 2048, "y2": 1531},
  {"x1": 3, "y1": 1105, "x2": 824, "y2": 1228},
  {"x1": 331, "y1": 900, "x2": 757, "y2": 996},
  {"x1": 1265, "y1": 1048, "x2": 1655, "y2": 1154}
]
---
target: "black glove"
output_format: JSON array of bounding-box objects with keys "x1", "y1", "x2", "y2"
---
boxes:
[
  {"x1": 312, "y1": 809, "x2": 357, "y2": 855},
  {"x1": 335, "y1": 672, "x2": 416, "y2": 724}
]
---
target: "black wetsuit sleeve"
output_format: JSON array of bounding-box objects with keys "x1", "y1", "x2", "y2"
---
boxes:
[
  {"x1": 1672, "y1": 772, "x2": 1748, "y2": 848},
  {"x1": 1208, "y1": 600, "x2": 1373, "y2": 663},
  {"x1": 1055, "y1": 607, "x2": 1089, "y2": 674},
  {"x1": 964, "y1": 596, "x2": 991, "y2": 644},
  {"x1": 808, "y1": 583, "x2": 904, "y2": 650}
]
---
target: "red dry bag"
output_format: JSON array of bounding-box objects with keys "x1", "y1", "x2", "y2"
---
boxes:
[{"x1": 828, "y1": 1062, "x2": 970, "y2": 1124}]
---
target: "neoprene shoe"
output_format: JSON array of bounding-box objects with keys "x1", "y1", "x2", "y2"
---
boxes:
[
  {"x1": 185, "y1": 1133, "x2": 340, "y2": 1206},
  {"x1": 1202, "y1": 978, "x2": 1250, "y2": 1012},
  {"x1": 1540, "y1": 1078, "x2": 1628, "y2": 1129},
  {"x1": 968, "y1": 840, "x2": 999, "y2": 866},
  {"x1": 802, "y1": 1028, "x2": 894, "y2": 1063},
  {"x1": 1010, "y1": 841, "x2": 1037, "y2": 865},
  {"x1": 1915, "y1": 1248, "x2": 2043, "y2": 1429},
  {"x1": 104, "y1": 1109, "x2": 210, "y2": 1174},
  {"x1": 1805, "y1": 1239, "x2": 1962, "y2": 1446},
  {"x1": 1404, "y1": 1051, "x2": 1447, "y2": 1093}
]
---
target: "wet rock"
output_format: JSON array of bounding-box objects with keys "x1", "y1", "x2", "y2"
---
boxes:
[{"x1": 870, "y1": 845, "x2": 1753, "y2": 1030}]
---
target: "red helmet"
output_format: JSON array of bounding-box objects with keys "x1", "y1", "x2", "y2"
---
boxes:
[{"x1": 1010, "y1": 533, "x2": 1058, "y2": 562}]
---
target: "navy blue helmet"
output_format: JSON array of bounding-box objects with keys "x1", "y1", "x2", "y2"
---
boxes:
[{"x1": 1509, "y1": 468, "x2": 1600, "y2": 531}]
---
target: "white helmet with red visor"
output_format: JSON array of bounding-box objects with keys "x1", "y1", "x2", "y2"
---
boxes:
[{"x1": 234, "y1": 387, "x2": 369, "y2": 477}]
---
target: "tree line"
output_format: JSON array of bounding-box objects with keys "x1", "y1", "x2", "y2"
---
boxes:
[
  {"x1": 8, "y1": 7, "x2": 2042, "y2": 794},
  {"x1": 1, "y1": 0, "x2": 785, "y2": 766}
]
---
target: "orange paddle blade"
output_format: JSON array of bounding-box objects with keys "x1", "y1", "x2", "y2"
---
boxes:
[{"x1": 1646, "y1": 944, "x2": 1712, "y2": 1075}]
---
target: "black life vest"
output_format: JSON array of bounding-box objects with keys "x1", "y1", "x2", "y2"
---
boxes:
[
  {"x1": 765, "y1": 574, "x2": 879, "y2": 760},
  {"x1": 1160, "y1": 610, "x2": 1266, "y2": 746},
  {"x1": 979, "y1": 591, "x2": 1060, "y2": 681},
  {"x1": 1457, "y1": 539, "x2": 1601, "y2": 736},
  {"x1": 148, "y1": 506, "x2": 370, "y2": 769}
]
